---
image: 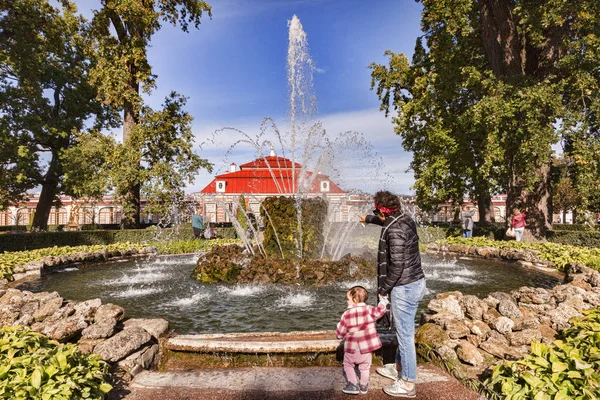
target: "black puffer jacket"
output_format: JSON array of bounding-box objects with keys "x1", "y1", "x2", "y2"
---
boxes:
[{"x1": 376, "y1": 211, "x2": 424, "y2": 296}]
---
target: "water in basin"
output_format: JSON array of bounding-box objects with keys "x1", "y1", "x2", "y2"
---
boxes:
[{"x1": 16, "y1": 253, "x2": 561, "y2": 334}]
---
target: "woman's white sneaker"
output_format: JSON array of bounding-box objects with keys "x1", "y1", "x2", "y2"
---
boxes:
[
  {"x1": 376, "y1": 363, "x2": 399, "y2": 381},
  {"x1": 383, "y1": 379, "x2": 416, "y2": 398}
]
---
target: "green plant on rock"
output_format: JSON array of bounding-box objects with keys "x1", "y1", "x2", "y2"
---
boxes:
[
  {"x1": 261, "y1": 196, "x2": 327, "y2": 259},
  {"x1": 0, "y1": 326, "x2": 112, "y2": 399},
  {"x1": 484, "y1": 308, "x2": 600, "y2": 400}
]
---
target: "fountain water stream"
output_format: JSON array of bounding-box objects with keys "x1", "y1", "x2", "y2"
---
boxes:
[{"x1": 201, "y1": 15, "x2": 391, "y2": 260}]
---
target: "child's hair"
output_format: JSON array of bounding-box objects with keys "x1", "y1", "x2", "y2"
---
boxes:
[{"x1": 347, "y1": 286, "x2": 368, "y2": 303}]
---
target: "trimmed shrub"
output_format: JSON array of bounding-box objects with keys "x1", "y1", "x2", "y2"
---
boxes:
[
  {"x1": 261, "y1": 196, "x2": 327, "y2": 259},
  {"x1": 552, "y1": 223, "x2": 600, "y2": 231},
  {"x1": 0, "y1": 326, "x2": 112, "y2": 399},
  {"x1": 547, "y1": 230, "x2": 600, "y2": 247},
  {"x1": 0, "y1": 226, "x2": 237, "y2": 253}
]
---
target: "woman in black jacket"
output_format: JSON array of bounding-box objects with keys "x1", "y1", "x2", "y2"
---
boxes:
[{"x1": 360, "y1": 190, "x2": 426, "y2": 398}]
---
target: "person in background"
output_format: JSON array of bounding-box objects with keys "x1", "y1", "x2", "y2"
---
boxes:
[
  {"x1": 461, "y1": 204, "x2": 476, "y2": 238},
  {"x1": 511, "y1": 208, "x2": 527, "y2": 242},
  {"x1": 191, "y1": 210, "x2": 204, "y2": 239},
  {"x1": 335, "y1": 286, "x2": 389, "y2": 395},
  {"x1": 203, "y1": 223, "x2": 216, "y2": 240}
]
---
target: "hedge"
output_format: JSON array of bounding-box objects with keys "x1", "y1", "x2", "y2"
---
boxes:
[
  {"x1": 0, "y1": 227, "x2": 237, "y2": 253},
  {"x1": 552, "y1": 223, "x2": 600, "y2": 231},
  {"x1": 547, "y1": 230, "x2": 600, "y2": 248}
]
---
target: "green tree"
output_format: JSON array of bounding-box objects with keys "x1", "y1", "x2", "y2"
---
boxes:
[
  {"x1": 89, "y1": 0, "x2": 212, "y2": 228},
  {"x1": 370, "y1": 0, "x2": 600, "y2": 237},
  {"x1": 0, "y1": 0, "x2": 118, "y2": 229}
]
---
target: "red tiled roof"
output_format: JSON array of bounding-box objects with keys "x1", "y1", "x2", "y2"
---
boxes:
[
  {"x1": 200, "y1": 156, "x2": 344, "y2": 194},
  {"x1": 238, "y1": 156, "x2": 302, "y2": 170}
]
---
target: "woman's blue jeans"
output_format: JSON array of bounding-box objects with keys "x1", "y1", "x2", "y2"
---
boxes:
[{"x1": 390, "y1": 278, "x2": 426, "y2": 383}]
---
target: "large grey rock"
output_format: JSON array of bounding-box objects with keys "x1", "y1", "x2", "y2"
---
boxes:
[
  {"x1": 456, "y1": 340, "x2": 484, "y2": 366},
  {"x1": 538, "y1": 324, "x2": 558, "y2": 344},
  {"x1": 118, "y1": 344, "x2": 159, "y2": 373},
  {"x1": 497, "y1": 299, "x2": 523, "y2": 319},
  {"x1": 486, "y1": 331, "x2": 509, "y2": 345},
  {"x1": 492, "y1": 316, "x2": 514, "y2": 334},
  {"x1": 33, "y1": 296, "x2": 63, "y2": 322},
  {"x1": 506, "y1": 329, "x2": 542, "y2": 347},
  {"x1": 81, "y1": 319, "x2": 117, "y2": 339},
  {"x1": 460, "y1": 295, "x2": 488, "y2": 320},
  {"x1": 12, "y1": 313, "x2": 34, "y2": 327},
  {"x1": 482, "y1": 308, "x2": 501, "y2": 325},
  {"x1": 0, "y1": 306, "x2": 20, "y2": 326},
  {"x1": 94, "y1": 304, "x2": 125, "y2": 324},
  {"x1": 444, "y1": 320, "x2": 470, "y2": 340},
  {"x1": 46, "y1": 302, "x2": 76, "y2": 323},
  {"x1": 488, "y1": 291, "x2": 514, "y2": 303},
  {"x1": 94, "y1": 326, "x2": 152, "y2": 362},
  {"x1": 122, "y1": 318, "x2": 169, "y2": 339},
  {"x1": 512, "y1": 287, "x2": 552, "y2": 305},
  {"x1": 583, "y1": 291, "x2": 600, "y2": 307},
  {"x1": 479, "y1": 341, "x2": 513, "y2": 359},
  {"x1": 74, "y1": 298, "x2": 102, "y2": 321},
  {"x1": 545, "y1": 303, "x2": 581, "y2": 331},
  {"x1": 512, "y1": 314, "x2": 540, "y2": 331},
  {"x1": 77, "y1": 338, "x2": 105, "y2": 354},
  {"x1": 43, "y1": 314, "x2": 88, "y2": 342},
  {"x1": 469, "y1": 320, "x2": 491, "y2": 336},
  {"x1": 427, "y1": 296, "x2": 464, "y2": 320},
  {"x1": 552, "y1": 284, "x2": 586, "y2": 303},
  {"x1": 421, "y1": 312, "x2": 457, "y2": 327}
]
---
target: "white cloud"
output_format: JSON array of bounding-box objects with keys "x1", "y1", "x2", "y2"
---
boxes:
[{"x1": 188, "y1": 108, "x2": 415, "y2": 195}]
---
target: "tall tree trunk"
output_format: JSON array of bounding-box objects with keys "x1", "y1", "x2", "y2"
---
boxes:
[
  {"x1": 476, "y1": 192, "x2": 495, "y2": 223},
  {"x1": 32, "y1": 151, "x2": 61, "y2": 231},
  {"x1": 507, "y1": 163, "x2": 552, "y2": 239},
  {"x1": 120, "y1": 69, "x2": 141, "y2": 229}
]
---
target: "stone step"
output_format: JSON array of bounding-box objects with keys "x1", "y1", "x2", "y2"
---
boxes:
[
  {"x1": 166, "y1": 330, "x2": 340, "y2": 353},
  {"x1": 166, "y1": 329, "x2": 398, "y2": 354},
  {"x1": 131, "y1": 366, "x2": 450, "y2": 392}
]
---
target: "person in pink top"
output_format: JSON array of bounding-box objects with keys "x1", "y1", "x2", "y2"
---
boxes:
[
  {"x1": 336, "y1": 286, "x2": 389, "y2": 395},
  {"x1": 511, "y1": 208, "x2": 527, "y2": 242}
]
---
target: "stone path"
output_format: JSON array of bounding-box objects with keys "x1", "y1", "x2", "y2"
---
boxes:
[{"x1": 119, "y1": 364, "x2": 486, "y2": 400}]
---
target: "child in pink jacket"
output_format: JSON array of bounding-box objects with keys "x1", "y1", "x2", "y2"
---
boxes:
[{"x1": 336, "y1": 286, "x2": 389, "y2": 395}]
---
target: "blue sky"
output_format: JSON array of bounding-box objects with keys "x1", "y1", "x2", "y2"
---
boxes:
[{"x1": 75, "y1": 0, "x2": 424, "y2": 194}]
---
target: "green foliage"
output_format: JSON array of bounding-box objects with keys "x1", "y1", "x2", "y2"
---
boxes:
[
  {"x1": 0, "y1": 326, "x2": 112, "y2": 399},
  {"x1": 440, "y1": 237, "x2": 600, "y2": 271},
  {"x1": 151, "y1": 238, "x2": 238, "y2": 255},
  {"x1": 0, "y1": 0, "x2": 119, "y2": 226},
  {"x1": 484, "y1": 309, "x2": 600, "y2": 400},
  {"x1": 261, "y1": 196, "x2": 327, "y2": 259},
  {"x1": 236, "y1": 194, "x2": 248, "y2": 231},
  {"x1": 547, "y1": 231, "x2": 600, "y2": 248},
  {"x1": 0, "y1": 226, "x2": 238, "y2": 253},
  {"x1": 369, "y1": 0, "x2": 600, "y2": 236},
  {"x1": 0, "y1": 242, "x2": 148, "y2": 282},
  {"x1": 88, "y1": 0, "x2": 212, "y2": 227},
  {"x1": 552, "y1": 224, "x2": 600, "y2": 232}
]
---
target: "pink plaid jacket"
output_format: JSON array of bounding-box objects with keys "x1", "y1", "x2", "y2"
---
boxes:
[{"x1": 335, "y1": 302, "x2": 387, "y2": 354}]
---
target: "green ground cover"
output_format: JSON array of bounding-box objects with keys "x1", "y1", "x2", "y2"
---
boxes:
[
  {"x1": 437, "y1": 237, "x2": 600, "y2": 271},
  {"x1": 484, "y1": 309, "x2": 600, "y2": 400},
  {"x1": 0, "y1": 239, "x2": 238, "y2": 283},
  {"x1": 0, "y1": 326, "x2": 112, "y2": 399}
]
